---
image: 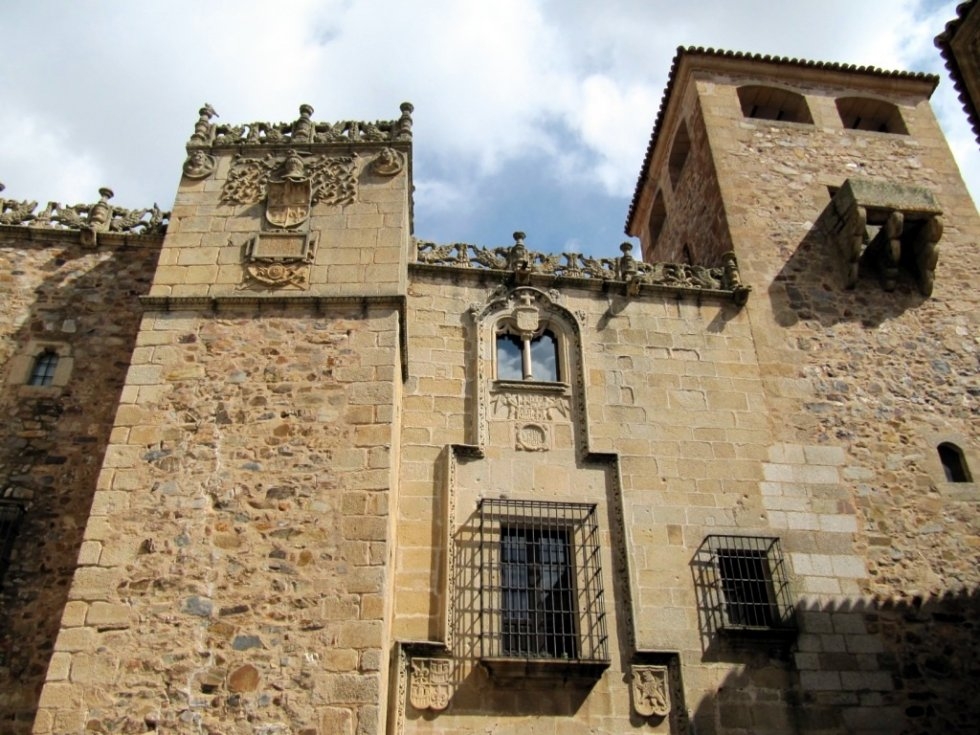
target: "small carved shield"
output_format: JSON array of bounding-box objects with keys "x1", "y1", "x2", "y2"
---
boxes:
[
  {"x1": 265, "y1": 178, "x2": 312, "y2": 229},
  {"x1": 409, "y1": 657, "x2": 452, "y2": 711},
  {"x1": 631, "y1": 664, "x2": 670, "y2": 718}
]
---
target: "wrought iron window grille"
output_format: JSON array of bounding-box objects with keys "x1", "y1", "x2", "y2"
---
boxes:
[
  {"x1": 697, "y1": 535, "x2": 795, "y2": 634},
  {"x1": 478, "y1": 499, "x2": 608, "y2": 668}
]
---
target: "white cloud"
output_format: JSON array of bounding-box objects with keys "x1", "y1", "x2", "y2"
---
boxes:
[{"x1": 1, "y1": 0, "x2": 975, "y2": 250}]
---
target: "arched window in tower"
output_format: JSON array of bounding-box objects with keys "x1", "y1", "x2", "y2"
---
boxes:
[
  {"x1": 648, "y1": 190, "x2": 667, "y2": 249},
  {"x1": 835, "y1": 97, "x2": 908, "y2": 134},
  {"x1": 938, "y1": 442, "x2": 972, "y2": 483},
  {"x1": 496, "y1": 327, "x2": 560, "y2": 382},
  {"x1": 737, "y1": 85, "x2": 813, "y2": 123},
  {"x1": 28, "y1": 350, "x2": 59, "y2": 386},
  {"x1": 668, "y1": 121, "x2": 691, "y2": 188}
]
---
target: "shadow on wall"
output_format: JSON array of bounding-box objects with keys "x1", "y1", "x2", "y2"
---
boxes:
[
  {"x1": 0, "y1": 235, "x2": 158, "y2": 734},
  {"x1": 690, "y1": 587, "x2": 980, "y2": 735},
  {"x1": 767, "y1": 199, "x2": 927, "y2": 330}
]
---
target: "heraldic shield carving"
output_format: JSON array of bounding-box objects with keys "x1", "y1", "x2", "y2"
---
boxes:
[
  {"x1": 631, "y1": 664, "x2": 671, "y2": 718},
  {"x1": 265, "y1": 152, "x2": 312, "y2": 229},
  {"x1": 409, "y1": 657, "x2": 452, "y2": 712}
]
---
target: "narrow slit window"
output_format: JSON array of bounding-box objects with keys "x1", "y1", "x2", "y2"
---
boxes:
[{"x1": 938, "y1": 442, "x2": 972, "y2": 483}]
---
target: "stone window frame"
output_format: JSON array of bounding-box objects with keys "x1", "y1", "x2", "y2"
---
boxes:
[
  {"x1": 471, "y1": 286, "x2": 588, "y2": 453},
  {"x1": 923, "y1": 433, "x2": 977, "y2": 496},
  {"x1": 938, "y1": 442, "x2": 972, "y2": 483},
  {"x1": 736, "y1": 84, "x2": 814, "y2": 124},
  {"x1": 494, "y1": 322, "x2": 562, "y2": 383},
  {"x1": 476, "y1": 497, "x2": 610, "y2": 681},
  {"x1": 835, "y1": 95, "x2": 909, "y2": 135},
  {"x1": 694, "y1": 534, "x2": 796, "y2": 638},
  {"x1": 8, "y1": 341, "x2": 73, "y2": 390}
]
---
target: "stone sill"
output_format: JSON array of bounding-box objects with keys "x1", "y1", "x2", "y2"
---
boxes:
[{"x1": 481, "y1": 657, "x2": 609, "y2": 684}]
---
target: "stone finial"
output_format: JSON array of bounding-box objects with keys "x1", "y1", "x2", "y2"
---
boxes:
[
  {"x1": 189, "y1": 103, "x2": 219, "y2": 145},
  {"x1": 396, "y1": 102, "x2": 414, "y2": 141},
  {"x1": 507, "y1": 231, "x2": 529, "y2": 273},
  {"x1": 293, "y1": 104, "x2": 315, "y2": 143}
]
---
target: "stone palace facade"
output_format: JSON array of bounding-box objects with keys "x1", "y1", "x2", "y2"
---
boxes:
[{"x1": 1, "y1": 44, "x2": 978, "y2": 735}]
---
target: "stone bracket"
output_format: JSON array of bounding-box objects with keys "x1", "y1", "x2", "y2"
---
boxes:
[{"x1": 829, "y1": 178, "x2": 942, "y2": 296}]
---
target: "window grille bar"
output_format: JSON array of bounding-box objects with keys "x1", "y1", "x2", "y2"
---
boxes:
[
  {"x1": 478, "y1": 499, "x2": 607, "y2": 662},
  {"x1": 703, "y1": 534, "x2": 794, "y2": 632}
]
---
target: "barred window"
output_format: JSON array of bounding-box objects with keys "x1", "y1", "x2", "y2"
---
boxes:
[
  {"x1": 700, "y1": 535, "x2": 795, "y2": 633},
  {"x1": 479, "y1": 499, "x2": 608, "y2": 665},
  {"x1": 28, "y1": 350, "x2": 59, "y2": 386},
  {"x1": 0, "y1": 501, "x2": 25, "y2": 589}
]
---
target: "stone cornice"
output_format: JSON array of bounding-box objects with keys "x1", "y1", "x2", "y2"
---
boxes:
[{"x1": 412, "y1": 234, "x2": 750, "y2": 305}]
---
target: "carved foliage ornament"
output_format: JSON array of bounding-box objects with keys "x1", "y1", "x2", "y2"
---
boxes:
[
  {"x1": 221, "y1": 153, "x2": 356, "y2": 208},
  {"x1": 188, "y1": 102, "x2": 414, "y2": 147},
  {"x1": 631, "y1": 664, "x2": 671, "y2": 718},
  {"x1": 409, "y1": 657, "x2": 452, "y2": 712},
  {"x1": 417, "y1": 235, "x2": 750, "y2": 303},
  {"x1": 0, "y1": 184, "x2": 169, "y2": 241}
]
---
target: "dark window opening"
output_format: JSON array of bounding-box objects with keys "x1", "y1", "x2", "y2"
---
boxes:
[
  {"x1": 648, "y1": 190, "x2": 667, "y2": 248},
  {"x1": 501, "y1": 527, "x2": 577, "y2": 658},
  {"x1": 697, "y1": 535, "x2": 795, "y2": 634},
  {"x1": 718, "y1": 549, "x2": 778, "y2": 628},
  {"x1": 836, "y1": 97, "x2": 908, "y2": 135},
  {"x1": 938, "y1": 442, "x2": 972, "y2": 483},
  {"x1": 668, "y1": 121, "x2": 691, "y2": 188},
  {"x1": 28, "y1": 351, "x2": 58, "y2": 386},
  {"x1": 737, "y1": 85, "x2": 813, "y2": 124}
]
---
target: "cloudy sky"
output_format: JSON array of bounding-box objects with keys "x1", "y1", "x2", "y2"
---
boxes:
[{"x1": 1, "y1": 0, "x2": 975, "y2": 259}]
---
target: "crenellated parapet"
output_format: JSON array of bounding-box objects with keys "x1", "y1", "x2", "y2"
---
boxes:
[
  {"x1": 185, "y1": 102, "x2": 414, "y2": 149},
  {"x1": 0, "y1": 183, "x2": 169, "y2": 246},
  {"x1": 414, "y1": 232, "x2": 751, "y2": 305}
]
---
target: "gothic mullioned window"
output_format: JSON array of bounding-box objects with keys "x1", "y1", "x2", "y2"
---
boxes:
[{"x1": 495, "y1": 327, "x2": 559, "y2": 382}]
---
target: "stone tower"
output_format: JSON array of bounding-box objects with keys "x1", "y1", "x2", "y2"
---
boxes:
[{"x1": 31, "y1": 103, "x2": 414, "y2": 734}]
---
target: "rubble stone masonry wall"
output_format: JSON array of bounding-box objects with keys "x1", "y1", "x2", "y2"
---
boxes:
[{"x1": 0, "y1": 230, "x2": 160, "y2": 734}]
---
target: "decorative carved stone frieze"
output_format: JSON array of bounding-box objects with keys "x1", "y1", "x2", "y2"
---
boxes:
[
  {"x1": 417, "y1": 233, "x2": 750, "y2": 304},
  {"x1": 829, "y1": 177, "x2": 942, "y2": 296},
  {"x1": 189, "y1": 103, "x2": 413, "y2": 147},
  {"x1": 371, "y1": 147, "x2": 406, "y2": 176},
  {"x1": 0, "y1": 183, "x2": 38, "y2": 226},
  {"x1": 182, "y1": 151, "x2": 216, "y2": 180},
  {"x1": 409, "y1": 657, "x2": 452, "y2": 711},
  {"x1": 221, "y1": 153, "x2": 356, "y2": 209},
  {"x1": 490, "y1": 390, "x2": 570, "y2": 422},
  {"x1": 0, "y1": 184, "x2": 169, "y2": 242},
  {"x1": 630, "y1": 664, "x2": 671, "y2": 718}
]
